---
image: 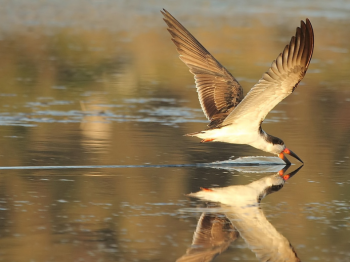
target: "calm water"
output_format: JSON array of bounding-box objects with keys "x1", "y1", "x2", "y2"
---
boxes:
[{"x1": 0, "y1": 0, "x2": 349, "y2": 261}]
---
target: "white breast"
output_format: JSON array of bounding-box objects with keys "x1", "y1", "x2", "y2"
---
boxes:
[{"x1": 194, "y1": 126, "x2": 284, "y2": 155}]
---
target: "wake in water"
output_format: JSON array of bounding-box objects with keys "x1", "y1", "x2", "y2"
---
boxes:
[
  {"x1": 0, "y1": 156, "x2": 286, "y2": 170},
  {"x1": 204, "y1": 156, "x2": 286, "y2": 173}
]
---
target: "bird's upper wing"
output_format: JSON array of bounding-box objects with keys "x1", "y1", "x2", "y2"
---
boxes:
[
  {"x1": 221, "y1": 19, "x2": 314, "y2": 129},
  {"x1": 161, "y1": 9, "x2": 244, "y2": 127}
]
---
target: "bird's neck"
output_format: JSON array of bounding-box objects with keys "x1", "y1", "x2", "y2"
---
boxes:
[
  {"x1": 260, "y1": 129, "x2": 283, "y2": 145},
  {"x1": 249, "y1": 129, "x2": 284, "y2": 155}
]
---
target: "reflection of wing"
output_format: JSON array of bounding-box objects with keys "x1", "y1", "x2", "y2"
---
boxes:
[
  {"x1": 161, "y1": 9, "x2": 244, "y2": 127},
  {"x1": 188, "y1": 169, "x2": 303, "y2": 261},
  {"x1": 221, "y1": 19, "x2": 314, "y2": 129},
  {"x1": 176, "y1": 213, "x2": 239, "y2": 262},
  {"x1": 226, "y1": 206, "x2": 300, "y2": 262}
]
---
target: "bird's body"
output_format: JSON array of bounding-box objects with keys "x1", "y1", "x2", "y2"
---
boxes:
[
  {"x1": 189, "y1": 174, "x2": 285, "y2": 205},
  {"x1": 161, "y1": 9, "x2": 314, "y2": 164},
  {"x1": 192, "y1": 123, "x2": 285, "y2": 155}
]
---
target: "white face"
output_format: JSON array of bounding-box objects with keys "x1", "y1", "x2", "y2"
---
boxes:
[
  {"x1": 271, "y1": 143, "x2": 286, "y2": 155},
  {"x1": 249, "y1": 138, "x2": 286, "y2": 155},
  {"x1": 252, "y1": 130, "x2": 286, "y2": 155},
  {"x1": 259, "y1": 175, "x2": 285, "y2": 199}
]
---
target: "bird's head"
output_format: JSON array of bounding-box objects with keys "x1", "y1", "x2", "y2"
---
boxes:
[
  {"x1": 264, "y1": 135, "x2": 303, "y2": 165},
  {"x1": 262, "y1": 132, "x2": 304, "y2": 165}
]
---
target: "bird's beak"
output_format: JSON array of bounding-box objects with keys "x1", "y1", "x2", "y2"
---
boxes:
[
  {"x1": 278, "y1": 148, "x2": 303, "y2": 165},
  {"x1": 278, "y1": 165, "x2": 303, "y2": 181}
]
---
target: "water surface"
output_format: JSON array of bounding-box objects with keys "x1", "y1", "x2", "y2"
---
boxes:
[{"x1": 0, "y1": 1, "x2": 349, "y2": 261}]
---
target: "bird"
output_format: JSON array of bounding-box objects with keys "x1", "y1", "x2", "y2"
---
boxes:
[
  {"x1": 187, "y1": 165, "x2": 303, "y2": 261},
  {"x1": 161, "y1": 9, "x2": 314, "y2": 165}
]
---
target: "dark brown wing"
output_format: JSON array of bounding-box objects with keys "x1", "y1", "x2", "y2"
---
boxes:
[
  {"x1": 176, "y1": 213, "x2": 238, "y2": 262},
  {"x1": 161, "y1": 9, "x2": 244, "y2": 127},
  {"x1": 221, "y1": 19, "x2": 314, "y2": 128}
]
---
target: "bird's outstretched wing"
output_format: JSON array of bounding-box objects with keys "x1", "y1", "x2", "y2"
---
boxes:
[
  {"x1": 161, "y1": 9, "x2": 244, "y2": 127},
  {"x1": 221, "y1": 19, "x2": 314, "y2": 128}
]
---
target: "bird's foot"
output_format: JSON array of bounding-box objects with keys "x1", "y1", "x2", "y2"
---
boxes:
[
  {"x1": 200, "y1": 187, "x2": 213, "y2": 192},
  {"x1": 200, "y1": 138, "x2": 215, "y2": 143}
]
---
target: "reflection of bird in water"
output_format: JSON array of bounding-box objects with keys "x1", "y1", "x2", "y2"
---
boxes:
[
  {"x1": 183, "y1": 166, "x2": 302, "y2": 262},
  {"x1": 161, "y1": 9, "x2": 314, "y2": 165},
  {"x1": 176, "y1": 212, "x2": 238, "y2": 262}
]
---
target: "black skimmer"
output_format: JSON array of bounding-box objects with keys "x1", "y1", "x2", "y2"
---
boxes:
[
  {"x1": 186, "y1": 166, "x2": 302, "y2": 261},
  {"x1": 161, "y1": 9, "x2": 314, "y2": 165}
]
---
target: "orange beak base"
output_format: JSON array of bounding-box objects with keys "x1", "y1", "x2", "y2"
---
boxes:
[
  {"x1": 278, "y1": 148, "x2": 303, "y2": 165},
  {"x1": 278, "y1": 165, "x2": 304, "y2": 181},
  {"x1": 279, "y1": 152, "x2": 291, "y2": 165}
]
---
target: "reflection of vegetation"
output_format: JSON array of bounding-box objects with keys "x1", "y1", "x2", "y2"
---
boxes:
[
  {"x1": 46, "y1": 31, "x2": 128, "y2": 85},
  {"x1": 0, "y1": 29, "x2": 131, "y2": 90}
]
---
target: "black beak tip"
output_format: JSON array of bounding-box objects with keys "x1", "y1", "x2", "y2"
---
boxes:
[
  {"x1": 285, "y1": 148, "x2": 304, "y2": 164},
  {"x1": 284, "y1": 159, "x2": 291, "y2": 166}
]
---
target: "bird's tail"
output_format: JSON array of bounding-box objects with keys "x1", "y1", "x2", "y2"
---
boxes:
[
  {"x1": 184, "y1": 131, "x2": 201, "y2": 137},
  {"x1": 184, "y1": 131, "x2": 215, "y2": 143}
]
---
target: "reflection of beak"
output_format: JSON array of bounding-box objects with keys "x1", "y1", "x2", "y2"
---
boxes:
[
  {"x1": 278, "y1": 148, "x2": 303, "y2": 165},
  {"x1": 278, "y1": 165, "x2": 303, "y2": 180}
]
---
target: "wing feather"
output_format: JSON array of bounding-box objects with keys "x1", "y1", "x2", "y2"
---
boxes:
[
  {"x1": 161, "y1": 9, "x2": 244, "y2": 127},
  {"x1": 221, "y1": 19, "x2": 314, "y2": 128}
]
